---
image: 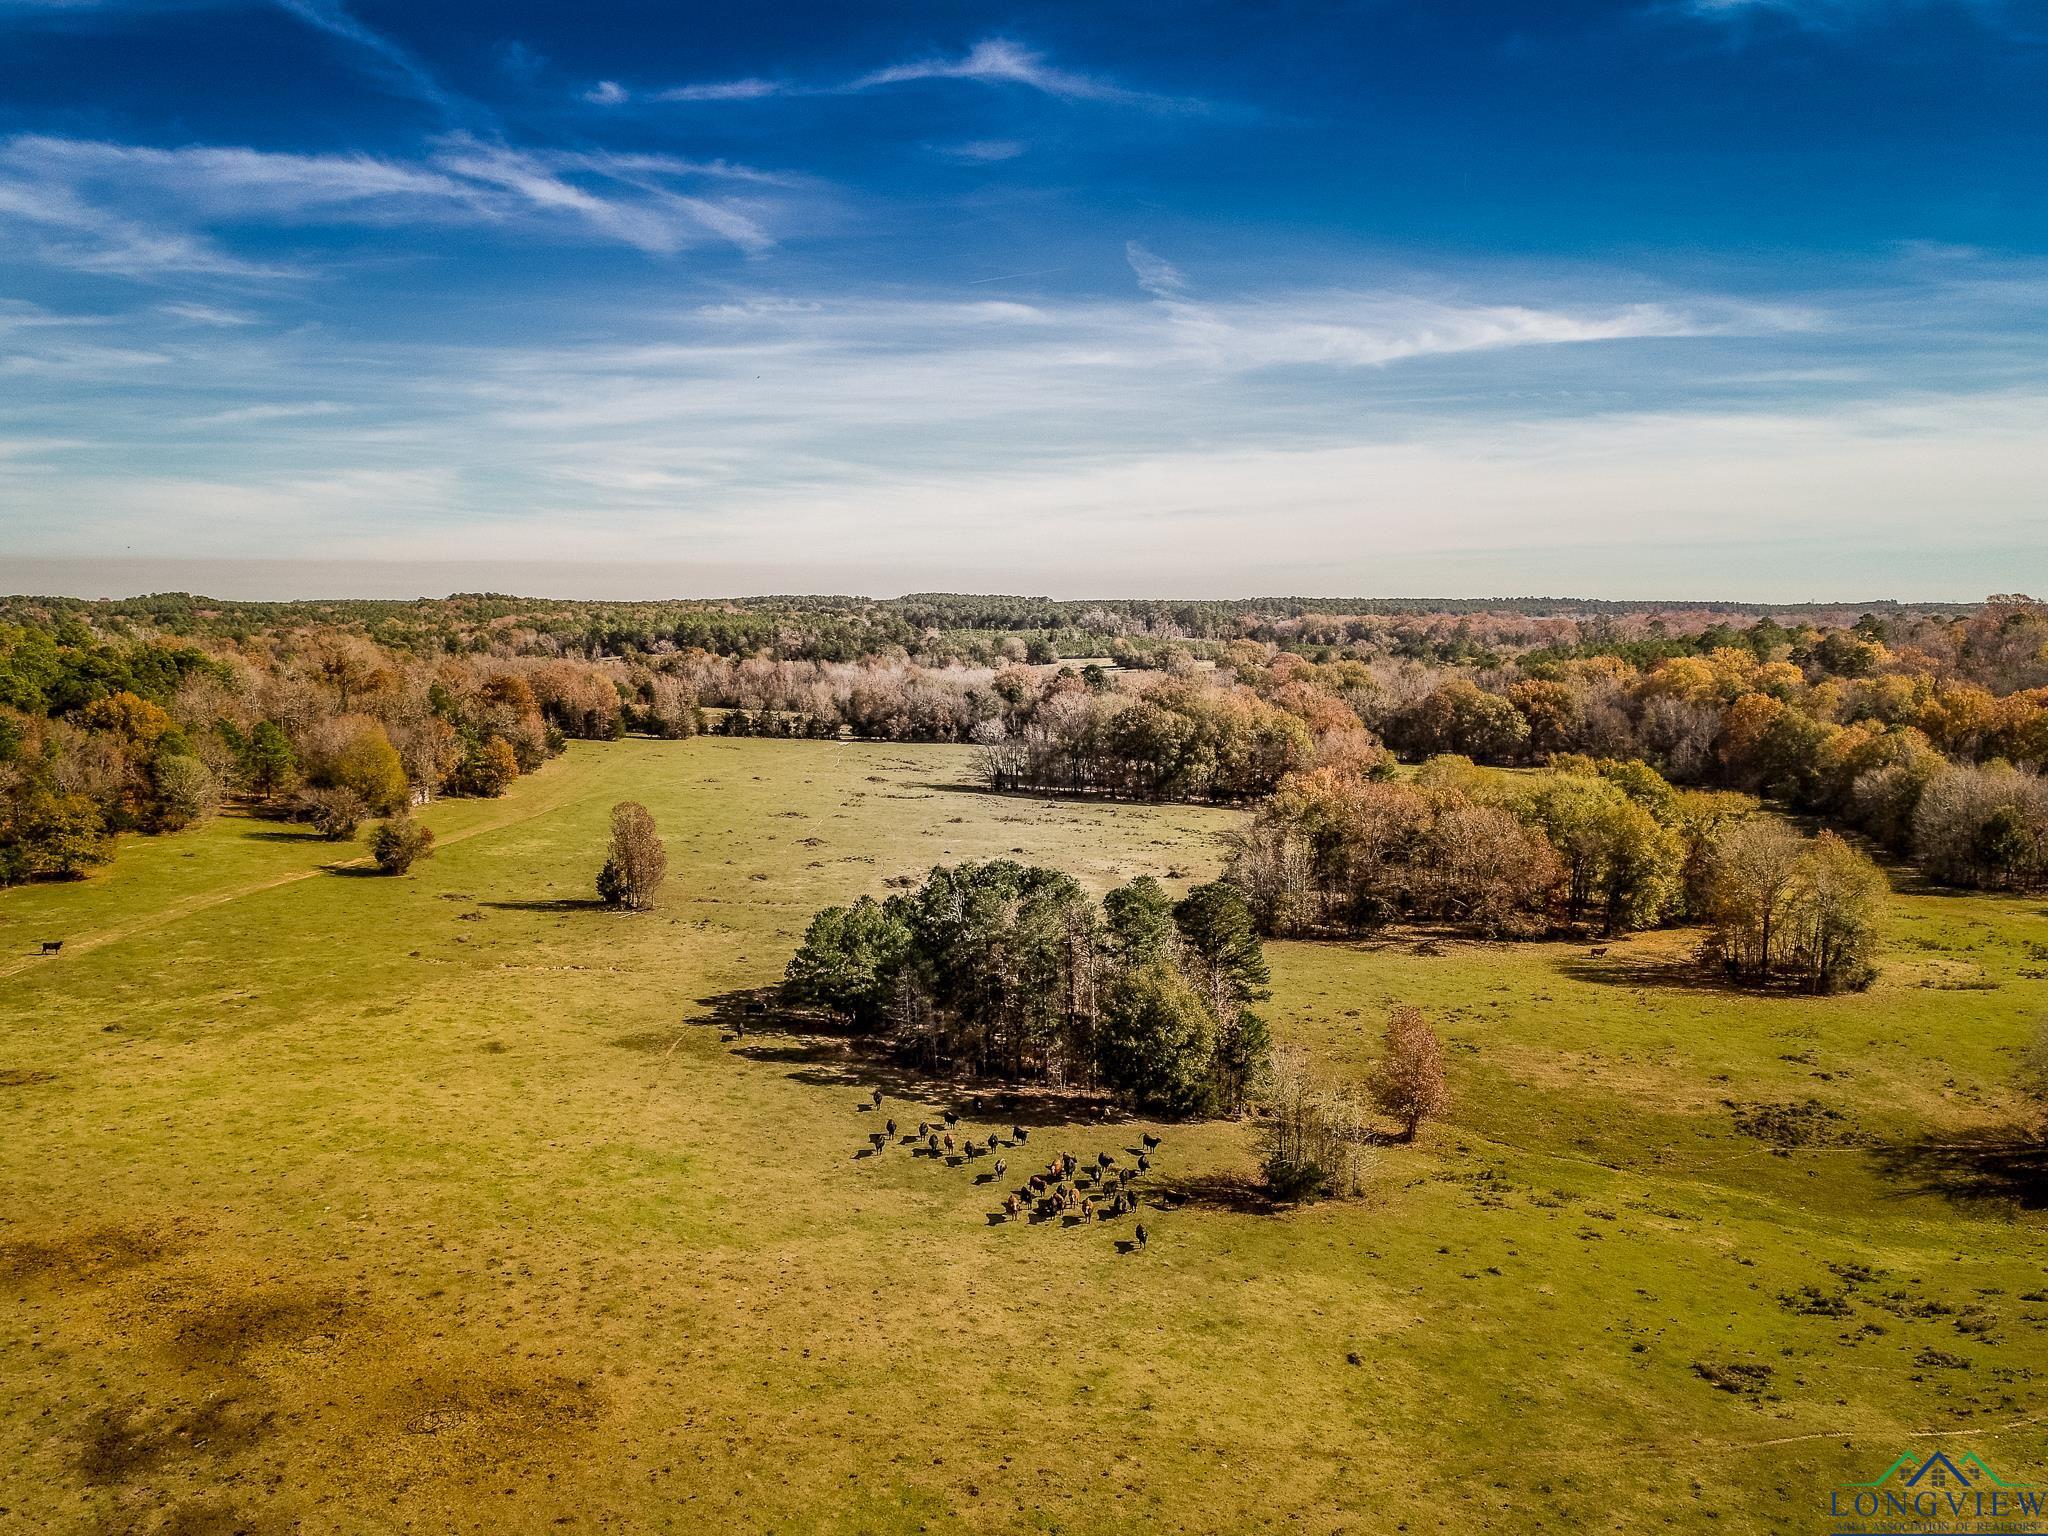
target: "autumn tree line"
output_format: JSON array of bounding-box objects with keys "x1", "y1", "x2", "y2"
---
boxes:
[
  {"x1": 1227, "y1": 753, "x2": 1887, "y2": 991},
  {"x1": 6, "y1": 595, "x2": 2045, "y2": 905},
  {"x1": 0, "y1": 619, "x2": 702, "y2": 883}
]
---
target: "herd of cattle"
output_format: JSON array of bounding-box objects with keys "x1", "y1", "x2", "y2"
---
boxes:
[{"x1": 858, "y1": 1085, "x2": 1154, "y2": 1249}]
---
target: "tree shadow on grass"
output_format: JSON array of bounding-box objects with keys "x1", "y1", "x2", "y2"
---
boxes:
[
  {"x1": 1150, "y1": 1171, "x2": 1281, "y2": 1215},
  {"x1": 480, "y1": 897, "x2": 610, "y2": 913},
  {"x1": 1867, "y1": 1129, "x2": 2048, "y2": 1211},
  {"x1": 243, "y1": 829, "x2": 327, "y2": 844},
  {"x1": 322, "y1": 864, "x2": 384, "y2": 878},
  {"x1": 683, "y1": 989, "x2": 1132, "y2": 1131},
  {"x1": 1553, "y1": 954, "x2": 1747, "y2": 994},
  {"x1": 734, "y1": 1038, "x2": 847, "y2": 1067}
]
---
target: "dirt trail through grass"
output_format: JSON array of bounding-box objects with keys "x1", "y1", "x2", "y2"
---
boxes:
[{"x1": 0, "y1": 770, "x2": 600, "y2": 981}]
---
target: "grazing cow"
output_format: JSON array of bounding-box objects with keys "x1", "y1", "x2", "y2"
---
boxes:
[
  {"x1": 872, "y1": 1087, "x2": 884, "y2": 1110},
  {"x1": 918, "y1": 1121, "x2": 930, "y2": 1138},
  {"x1": 1013, "y1": 1125, "x2": 1028, "y2": 1144},
  {"x1": 1127, "y1": 1189, "x2": 1142, "y2": 1210},
  {"x1": 944, "y1": 1133, "x2": 955, "y2": 1153},
  {"x1": 1097, "y1": 1152, "x2": 1113, "y2": 1170},
  {"x1": 1062, "y1": 1153, "x2": 1078, "y2": 1178},
  {"x1": 1142, "y1": 1132, "x2": 1161, "y2": 1150},
  {"x1": 944, "y1": 1110, "x2": 958, "y2": 1127},
  {"x1": 994, "y1": 1158, "x2": 1006, "y2": 1179},
  {"x1": 1029, "y1": 1173, "x2": 1046, "y2": 1192},
  {"x1": 886, "y1": 1119, "x2": 897, "y2": 1138},
  {"x1": 1004, "y1": 1193, "x2": 1020, "y2": 1217},
  {"x1": 1589, "y1": 946, "x2": 1609, "y2": 957},
  {"x1": 39, "y1": 940, "x2": 61, "y2": 956},
  {"x1": 1080, "y1": 1198, "x2": 1094, "y2": 1222},
  {"x1": 1135, "y1": 1224, "x2": 1148, "y2": 1251},
  {"x1": 1136, "y1": 1153, "x2": 1150, "y2": 1173},
  {"x1": 869, "y1": 1131, "x2": 885, "y2": 1150},
  {"x1": 927, "y1": 1133, "x2": 940, "y2": 1153}
]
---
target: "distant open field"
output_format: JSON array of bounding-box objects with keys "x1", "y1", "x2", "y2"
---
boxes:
[{"x1": 4, "y1": 737, "x2": 2047, "y2": 1534}]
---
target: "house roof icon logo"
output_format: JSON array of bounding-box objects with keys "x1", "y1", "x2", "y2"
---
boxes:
[{"x1": 1831, "y1": 1448, "x2": 2047, "y2": 1536}]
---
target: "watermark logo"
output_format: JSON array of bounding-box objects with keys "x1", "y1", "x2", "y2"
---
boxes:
[{"x1": 1829, "y1": 1450, "x2": 2045, "y2": 1534}]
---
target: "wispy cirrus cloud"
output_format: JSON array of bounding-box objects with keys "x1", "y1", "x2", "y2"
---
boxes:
[
  {"x1": 159, "y1": 299, "x2": 259, "y2": 325},
  {"x1": 1118, "y1": 242, "x2": 1781, "y2": 367},
  {"x1": 653, "y1": 77, "x2": 784, "y2": 104},
  {"x1": 2, "y1": 254, "x2": 2038, "y2": 598},
  {"x1": 185, "y1": 399, "x2": 345, "y2": 425},
  {"x1": 1678, "y1": 0, "x2": 2016, "y2": 26},
  {"x1": 0, "y1": 131, "x2": 800, "y2": 273},
  {"x1": 0, "y1": 168, "x2": 291, "y2": 277},
  {"x1": 1124, "y1": 241, "x2": 1187, "y2": 299},
  {"x1": 934, "y1": 140, "x2": 1028, "y2": 163},
  {"x1": 850, "y1": 38, "x2": 1159, "y2": 102},
  {"x1": 271, "y1": 0, "x2": 480, "y2": 125},
  {"x1": 597, "y1": 36, "x2": 1198, "y2": 114}
]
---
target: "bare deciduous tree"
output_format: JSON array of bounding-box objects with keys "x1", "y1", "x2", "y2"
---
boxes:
[
  {"x1": 1259, "y1": 1044, "x2": 1373, "y2": 1198},
  {"x1": 598, "y1": 800, "x2": 667, "y2": 910}
]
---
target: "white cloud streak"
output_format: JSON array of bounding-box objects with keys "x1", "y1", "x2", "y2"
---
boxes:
[
  {"x1": 850, "y1": 38, "x2": 1152, "y2": 102},
  {"x1": 271, "y1": 0, "x2": 472, "y2": 123},
  {"x1": 1124, "y1": 241, "x2": 1186, "y2": 298},
  {"x1": 637, "y1": 36, "x2": 1196, "y2": 112},
  {"x1": 0, "y1": 132, "x2": 798, "y2": 270}
]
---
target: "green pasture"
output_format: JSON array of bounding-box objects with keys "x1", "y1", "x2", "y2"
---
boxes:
[{"x1": 3, "y1": 737, "x2": 2045, "y2": 1534}]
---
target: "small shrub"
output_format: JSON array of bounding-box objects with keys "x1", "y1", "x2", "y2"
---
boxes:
[
  {"x1": 369, "y1": 814, "x2": 435, "y2": 875},
  {"x1": 1724, "y1": 1098, "x2": 1864, "y2": 1149},
  {"x1": 1778, "y1": 1285, "x2": 1853, "y2": 1318},
  {"x1": 1692, "y1": 1361, "x2": 1774, "y2": 1398},
  {"x1": 299, "y1": 785, "x2": 369, "y2": 841}
]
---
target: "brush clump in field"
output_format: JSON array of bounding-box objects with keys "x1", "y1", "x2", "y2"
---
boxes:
[
  {"x1": 1692, "y1": 1361, "x2": 1776, "y2": 1399},
  {"x1": 1725, "y1": 1098, "x2": 1867, "y2": 1149}
]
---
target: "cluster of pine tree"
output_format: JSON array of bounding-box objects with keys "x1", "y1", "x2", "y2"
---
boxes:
[{"x1": 784, "y1": 863, "x2": 1271, "y2": 1117}]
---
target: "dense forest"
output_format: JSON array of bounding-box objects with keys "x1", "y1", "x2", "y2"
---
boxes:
[{"x1": 2, "y1": 591, "x2": 2043, "y2": 915}]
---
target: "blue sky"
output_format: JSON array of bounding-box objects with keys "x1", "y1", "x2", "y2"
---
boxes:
[{"x1": 0, "y1": 0, "x2": 2043, "y2": 599}]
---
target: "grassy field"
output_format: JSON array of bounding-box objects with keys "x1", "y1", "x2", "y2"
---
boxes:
[{"x1": 3, "y1": 737, "x2": 2047, "y2": 1535}]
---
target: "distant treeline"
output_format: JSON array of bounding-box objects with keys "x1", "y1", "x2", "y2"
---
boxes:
[
  {"x1": 0, "y1": 590, "x2": 1976, "y2": 669},
  {"x1": 5, "y1": 593, "x2": 2044, "y2": 899}
]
